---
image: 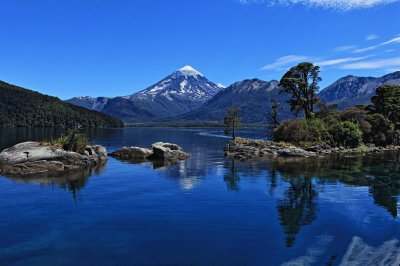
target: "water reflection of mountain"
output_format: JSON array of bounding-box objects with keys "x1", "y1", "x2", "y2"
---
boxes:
[
  {"x1": 223, "y1": 151, "x2": 400, "y2": 247},
  {"x1": 159, "y1": 148, "x2": 222, "y2": 190},
  {"x1": 3, "y1": 164, "x2": 106, "y2": 200}
]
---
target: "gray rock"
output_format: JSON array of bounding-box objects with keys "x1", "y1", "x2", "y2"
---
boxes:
[
  {"x1": 109, "y1": 142, "x2": 191, "y2": 165},
  {"x1": 1, "y1": 160, "x2": 66, "y2": 176},
  {"x1": 278, "y1": 148, "x2": 316, "y2": 157},
  {"x1": 0, "y1": 142, "x2": 65, "y2": 165},
  {"x1": 109, "y1": 147, "x2": 153, "y2": 159},
  {"x1": 0, "y1": 142, "x2": 107, "y2": 176},
  {"x1": 151, "y1": 142, "x2": 191, "y2": 162}
]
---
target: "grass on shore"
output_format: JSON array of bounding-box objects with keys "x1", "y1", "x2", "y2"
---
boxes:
[{"x1": 233, "y1": 137, "x2": 293, "y2": 148}]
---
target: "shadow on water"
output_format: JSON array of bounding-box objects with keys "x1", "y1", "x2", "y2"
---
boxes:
[
  {"x1": 223, "y1": 151, "x2": 400, "y2": 247},
  {"x1": 3, "y1": 163, "x2": 106, "y2": 201}
]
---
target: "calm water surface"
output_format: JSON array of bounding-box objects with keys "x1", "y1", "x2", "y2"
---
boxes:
[{"x1": 0, "y1": 127, "x2": 399, "y2": 265}]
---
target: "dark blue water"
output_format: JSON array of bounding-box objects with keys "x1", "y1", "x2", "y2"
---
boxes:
[{"x1": 0, "y1": 127, "x2": 399, "y2": 265}]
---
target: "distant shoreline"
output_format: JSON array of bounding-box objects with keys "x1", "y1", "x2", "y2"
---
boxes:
[{"x1": 125, "y1": 121, "x2": 267, "y2": 128}]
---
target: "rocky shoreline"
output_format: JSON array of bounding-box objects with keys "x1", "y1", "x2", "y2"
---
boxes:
[
  {"x1": 224, "y1": 138, "x2": 400, "y2": 160},
  {"x1": 0, "y1": 142, "x2": 107, "y2": 176}
]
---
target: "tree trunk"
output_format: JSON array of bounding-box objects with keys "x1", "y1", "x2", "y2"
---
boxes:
[{"x1": 232, "y1": 121, "x2": 236, "y2": 140}]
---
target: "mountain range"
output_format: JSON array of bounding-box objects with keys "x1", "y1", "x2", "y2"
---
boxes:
[
  {"x1": 67, "y1": 67, "x2": 400, "y2": 123},
  {"x1": 179, "y1": 79, "x2": 291, "y2": 122},
  {"x1": 67, "y1": 66, "x2": 222, "y2": 122},
  {"x1": 319, "y1": 71, "x2": 400, "y2": 109}
]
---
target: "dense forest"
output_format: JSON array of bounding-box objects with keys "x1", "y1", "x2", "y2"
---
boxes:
[{"x1": 0, "y1": 81, "x2": 124, "y2": 128}]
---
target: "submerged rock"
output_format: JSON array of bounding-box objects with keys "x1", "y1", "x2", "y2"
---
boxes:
[
  {"x1": 109, "y1": 142, "x2": 191, "y2": 164},
  {"x1": 0, "y1": 141, "x2": 107, "y2": 176}
]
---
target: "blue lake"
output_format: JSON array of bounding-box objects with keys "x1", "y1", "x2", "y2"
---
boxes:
[{"x1": 0, "y1": 127, "x2": 399, "y2": 265}]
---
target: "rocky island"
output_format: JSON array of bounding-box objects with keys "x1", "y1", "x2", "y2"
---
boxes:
[
  {"x1": 0, "y1": 141, "x2": 107, "y2": 176},
  {"x1": 109, "y1": 142, "x2": 191, "y2": 165}
]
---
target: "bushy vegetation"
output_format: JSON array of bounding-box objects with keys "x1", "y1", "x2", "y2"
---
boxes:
[
  {"x1": 273, "y1": 63, "x2": 400, "y2": 148},
  {"x1": 274, "y1": 102, "x2": 399, "y2": 148},
  {"x1": 332, "y1": 121, "x2": 363, "y2": 148},
  {"x1": 0, "y1": 81, "x2": 124, "y2": 128},
  {"x1": 274, "y1": 118, "x2": 330, "y2": 145},
  {"x1": 50, "y1": 129, "x2": 88, "y2": 154}
]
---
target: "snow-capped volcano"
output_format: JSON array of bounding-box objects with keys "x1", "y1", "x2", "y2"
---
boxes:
[
  {"x1": 67, "y1": 65, "x2": 224, "y2": 122},
  {"x1": 130, "y1": 65, "x2": 221, "y2": 103},
  {"x1": 174, "y1": 65, "x2": 204, "y2": 77}
]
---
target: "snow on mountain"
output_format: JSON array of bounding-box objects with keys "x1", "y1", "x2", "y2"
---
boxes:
[
  {"x1": 130, "y1": 65, "x2": 221, "y2": 103},
  {"x1": 175, "y1": 65, "x2": 204, "y2": 77},
  {"x1": 66, "y1": 65, "x2": 223, "y2": 122}
]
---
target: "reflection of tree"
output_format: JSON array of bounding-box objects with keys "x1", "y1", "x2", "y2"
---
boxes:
[
  {"x1": 367, "y1": 153, "x2": 400, "y2": 217},
  {"x1": 370, "y1": 183, "x2": 399, "y2": 217},
  {"x1": 268, "y1": 170, "x2": 278, "y2": 196},
  {"x1": 263, "y1": 152, "x2": 400, "y2": 247},
  {"x1": 223, "y1": 159, "x2": 240, "y2": 191},
  {"x1": 277, "y1": 177, "x2": 317, "y2": 247},
  {"x1": 58, "y1": 169, "x2": 93, "y2": 201},
  {"x1": 268, "y1": 152, "x2": 400, "y2": 218}
]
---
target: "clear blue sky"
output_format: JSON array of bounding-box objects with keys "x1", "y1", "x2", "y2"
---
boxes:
[{"x1": 1, "y1": 0, "x2": 399, "y2": 99}]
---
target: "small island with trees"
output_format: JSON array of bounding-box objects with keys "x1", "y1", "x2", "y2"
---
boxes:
[{"x1": 224, "y1": 62, "x2": 400, "y2": 160}]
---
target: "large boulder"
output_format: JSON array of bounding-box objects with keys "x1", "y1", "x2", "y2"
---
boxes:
[
  {"x1": 110, "y1": 142, "x2": 191, "y2": 165},
  {"x1": 0, "y1": 142, "x2": 107, "y2": 176},
  {"x1": 109, "y1": 147, "x2": 153, "y2": 160},
  {"x1": 0, "y1": 142, "x2": 64, "y2": 165},
  {"x1": 150, "y1": 142, "x2": 191, "y2": 161}
]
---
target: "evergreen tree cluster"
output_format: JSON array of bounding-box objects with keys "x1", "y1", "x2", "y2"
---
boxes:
[{"x1": 0, "y1": 81, "x2": 124, "y2": 128}]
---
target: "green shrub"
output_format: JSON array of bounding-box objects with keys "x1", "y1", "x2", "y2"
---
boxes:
[
  {"x1": 50, "y1": 129, "x2": 88, "y2": 154},
  {"x1": 273, "y1": 118, "x2": 331, "y2": 144},
  {"x1": 331, "y1": 121, "x2": 363, "y2": 148},
  {"x1": 73, "y1": 134, "x2": 88, "y2": 154},
  {"x1": 50, "y1": 134, "x2": 69, "y2": 148}
]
